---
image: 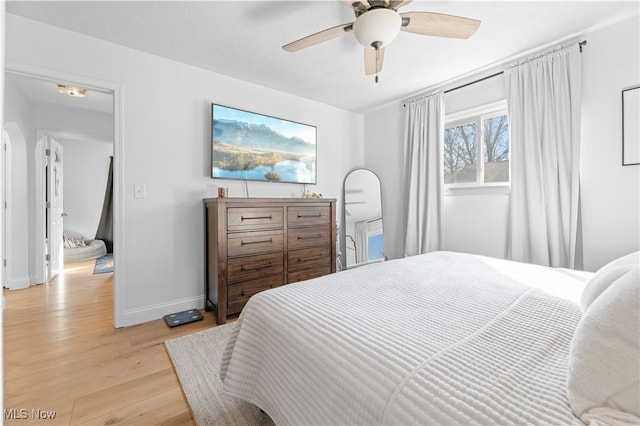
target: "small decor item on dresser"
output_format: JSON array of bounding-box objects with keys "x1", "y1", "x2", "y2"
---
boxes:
[
  {"x1": 164, "y1": 309, "x2": 204, "y2": 327},
  {"x1": 217, "y1": 187, "x2": 228, "y2": 198},
  {"x1": 302, "y1": 190, "x2": 323, "y2": 199}
]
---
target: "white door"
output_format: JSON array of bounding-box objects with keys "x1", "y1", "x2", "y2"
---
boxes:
[{"x1": 47, "y1": 137, "x2": 64, "y2": 280}]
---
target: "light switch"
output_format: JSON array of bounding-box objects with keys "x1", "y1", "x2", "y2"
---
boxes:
[{"x1": 134, "y1": 183, "x2": 146, "y2": 199}]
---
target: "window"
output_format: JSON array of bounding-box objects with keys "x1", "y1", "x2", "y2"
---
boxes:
[
  {"x1": 367, "y1": 233, "x2": 384, "y2": 262},
  {"x1": 444, "y1": 102, "x2": 510, "y2": 186}
]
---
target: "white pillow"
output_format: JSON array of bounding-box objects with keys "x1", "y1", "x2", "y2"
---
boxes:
[
  {"x1": 580, "y1": 251, "x2": 639, "y2": 311},
  {"x1": 568, "y1": 266, "x2": 640, "y2": 423}
]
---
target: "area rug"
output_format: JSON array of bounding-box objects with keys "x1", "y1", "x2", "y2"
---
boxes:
[
  {"x1": 93, "y1": 254, "x2": 114, "y2": 274},
  {"x1": 165, "y1": 323, "x2": 274, "y2": 426}
]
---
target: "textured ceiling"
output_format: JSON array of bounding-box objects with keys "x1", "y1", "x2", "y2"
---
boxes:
[{"x1": 6, "y1": 1, "x2": 640, "y2": 113}]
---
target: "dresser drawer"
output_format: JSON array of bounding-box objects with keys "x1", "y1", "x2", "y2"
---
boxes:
[
  {"x1": 228, "y1": 207, "x2": 284, "y2": 231},
  {"x1": 287, "y1": 206, "x2": 330, "y2": 227},
  {"x1": 227, "y1": 274, "x2": 283, "y2": 315},
  {"x1": 288, "y1": 225, "x2": 330, "y2": 250},
  {"x1": 227, "y1": 252, "x2": 284, "y2": 283},
  {"x1": 228, "y1": 230, "x2": 284, "y2": 257},
  {"x1": 288, "y1": 265, "x2": 332, "y2": 283},
  {"x1": 288, "y1": 246, "x2": 331, "y2": 272}
]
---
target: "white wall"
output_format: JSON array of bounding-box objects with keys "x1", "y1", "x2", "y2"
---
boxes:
[
  {"x1": 363, "y1": 103, "x2": 405, "y2": 259},
  {"x1": 5, "y1": 14, "x2": 364, "y2": 326},
  {"x1": 363, "y1": 104, "x2": 405, "y2": 259},
  {"x1": 365, "y1": 16, "x2": 640, "y2": 271},
  {"x1": 580, "y1": 15, "x2": 640, "y2": 271},
  {"x1": 59, "y1": 138, "x2": 113, "y2": 239},
  {"x1": 3, "y1": 81, "x2": 32, "y2": 288}
]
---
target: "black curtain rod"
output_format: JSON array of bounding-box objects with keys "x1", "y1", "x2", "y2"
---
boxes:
[
  {"x1": 444, "y1": 71, "x2": 503, "y2": 95},
  {"x1": 402, "y1": 71, "x2": 503, "y2": 107},
  {"x1": 403, "y1": 40, "x2": 587, "y2": 107}
]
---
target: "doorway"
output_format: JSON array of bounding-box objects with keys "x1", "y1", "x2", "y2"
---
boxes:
[{"x1": 3, "y1": 66, "x2": 123, "y2": 327}]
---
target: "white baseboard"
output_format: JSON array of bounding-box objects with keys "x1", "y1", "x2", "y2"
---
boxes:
[
  {"x1": 118, "y1": 295, "x2": 205, "y2": 328},
  {"x1": 30, "y1": 272, "x2": 46, "y2": 286},
  {"x1": 5, "y1": 276, "x2": 31, "y2": 290}
]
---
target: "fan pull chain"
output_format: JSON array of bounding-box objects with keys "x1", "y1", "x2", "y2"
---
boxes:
[
  {"x1": 370, "y1": 41, "x2": 382, "y2": 83},
  {"x1": 375, "y1": 46, "x2": 380, "y2": 83}
]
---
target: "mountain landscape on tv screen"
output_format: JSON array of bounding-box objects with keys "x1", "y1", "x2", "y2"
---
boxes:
[{"x1": 212, "y1": 119, "x2": 316, "y2": 183}]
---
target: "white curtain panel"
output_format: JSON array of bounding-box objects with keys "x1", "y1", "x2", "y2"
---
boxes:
[
  {"x1": 403, "y1": 92, "x2": 445, "y2": 257},
  {"x1": 506, "y1": 44, "x2": 582, "y2": 268}
]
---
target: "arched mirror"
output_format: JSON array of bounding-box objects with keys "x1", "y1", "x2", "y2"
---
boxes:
[{"x1": 340, "y1": 168, "x2": 384, "y2": 270}]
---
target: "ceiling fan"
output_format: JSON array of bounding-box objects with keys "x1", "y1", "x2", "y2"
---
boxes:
[{"x1": 282, "y1": 0, "x2": 481, "y2": 82}]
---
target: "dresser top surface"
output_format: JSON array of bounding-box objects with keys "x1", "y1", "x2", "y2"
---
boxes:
[{"x1": 203, "y1": 197, "x2": 336, "y2": 205}]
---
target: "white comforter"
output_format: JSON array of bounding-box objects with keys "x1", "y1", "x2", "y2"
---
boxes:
[{"x1": 220, "y1": 251, "x2": 591, "y2": 425}]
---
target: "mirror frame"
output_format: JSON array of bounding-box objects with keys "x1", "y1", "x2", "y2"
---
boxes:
[{"x1": 340, "y1": 167, "x2": 384, "y2": 270}]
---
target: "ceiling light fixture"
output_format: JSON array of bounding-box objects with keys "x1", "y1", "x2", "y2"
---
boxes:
[
  {"x1": 56, "y1": 84, "x2": 88, "y2": 98},
  {"x1": 283, "y1": 1, "x2": 480, "y2": 85},
  {"x1": 352, "y1": 8, "x2": 402, "y2": 50}
]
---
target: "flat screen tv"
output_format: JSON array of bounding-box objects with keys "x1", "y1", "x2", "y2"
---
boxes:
[{"x1": 211, "y1": 103, "x2": 317, "y2": 184}]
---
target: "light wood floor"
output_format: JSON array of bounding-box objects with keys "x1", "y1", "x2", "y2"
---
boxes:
[{"x1": 3, "y1": 259, "x2": 218, "y2": 425}]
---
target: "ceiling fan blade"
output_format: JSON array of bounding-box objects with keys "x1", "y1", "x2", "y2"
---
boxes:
[
  {"x1": 388, "y1": 0, "x2": 412, "y2": 10},
  {"x1": 364, "y1": 47, "x2": 385, "y2": 75},
  {"x1": 400, "y1": 11, "x2": 480, "y2": 39},
  {"x1": 283, "y1": 23, "x2": 353, "y2": 52},
  {"x1": 340, "y1": 0, "x2": 370, "y2": 12}
]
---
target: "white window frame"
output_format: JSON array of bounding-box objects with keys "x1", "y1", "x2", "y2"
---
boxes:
[{"x1": 444, "y1": 100, "x2": 510, "y2": 191}]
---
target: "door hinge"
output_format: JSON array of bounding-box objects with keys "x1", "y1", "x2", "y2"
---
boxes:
[
  {"x1": 3, "y1": 259, "x2": 6, "y2": 267},
  {"x1": 45, "y1": 149, "x2": 51, "y2": 156},
  {"x1": 46, "y1": 201, "x2": 51, "y2": 208},
  {"x1": 45, "y1": 254, "x2": 50, "y2": 261}
]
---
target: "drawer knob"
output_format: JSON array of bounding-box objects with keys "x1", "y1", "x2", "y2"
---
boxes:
[
  {"x1": 297, "y1": 213, "x2": 322, "y2": 218},
  {"x1": 240, "y1": 238, "x2": 273, "y2": 246}
]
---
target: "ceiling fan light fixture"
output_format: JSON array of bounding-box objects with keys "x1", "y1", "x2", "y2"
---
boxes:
[
  {"x1": 282, "y1": 2, "x2": 480, "y2": 78},
  {"x1": 352, "y1": 8, "x2": 401, "y2": 49},
  {"x1": 56, "y1": 84, "x2": 88, "y2": 98}
]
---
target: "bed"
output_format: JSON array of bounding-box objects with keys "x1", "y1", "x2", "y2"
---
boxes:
[
  {"x1": 63, "y1": 237, "x2": 107, "y2": 263},
  {"x1": 220, "y1": 251, "x2": 639, "y2": 425}
]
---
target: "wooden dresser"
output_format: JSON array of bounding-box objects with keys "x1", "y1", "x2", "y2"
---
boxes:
[{"x1": 204, "y1": 197, "x2": 337, "y2": 324}]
